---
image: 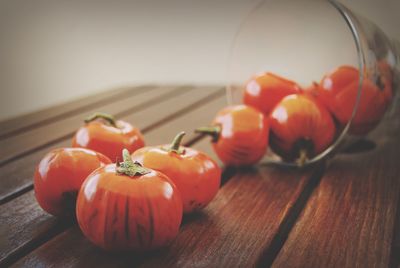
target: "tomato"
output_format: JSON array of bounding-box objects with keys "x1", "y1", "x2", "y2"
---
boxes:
[
  {"x1": 196, "y1": 105, "x2": 269, "y2": 166},
  {"x1": 76, "y1": 149, "x2": 182, "y2": 251},
  {"x1": 269, "y1": 94, "x2": 336, "y2": 165},
  {"x1": 317, "y1": 65, "x2": 392, "y2": 135},
  {"x1": 302, "y1": 81, "x2": 319, "y2": 98},
  {"x1": 72, "y1": 112, "x2": 145, "y2": 161},
  {"x1": 131, "y1": 131, "x2": 221, "y2": 214},
  {"x1": 34, "y1": 148, "x2": 111, "y2": 217},
  {"x1": 243, "y1": 72, "x2": 301, "y2": 115}
]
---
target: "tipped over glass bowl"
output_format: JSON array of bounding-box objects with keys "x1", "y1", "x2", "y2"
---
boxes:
[{"x1": 227, "y1": 0, "x2": 399, "y2": 167}]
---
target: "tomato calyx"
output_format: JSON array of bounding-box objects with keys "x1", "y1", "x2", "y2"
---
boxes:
[
  {"x1": 116, "y1": 149, "x2": 150, "y2": 177},
  {"x1": 85, "y1": 112, "x2": 118, "y2": 128},
  {"x1": 166, "y1": 131, "x2": 186, "y2": 154},
  {"x1": 195, "y1": 125, "x2": 221, "y2": 142},
  {"x1": 293, "y1": 139, "x2": 314, "y2": 167}
]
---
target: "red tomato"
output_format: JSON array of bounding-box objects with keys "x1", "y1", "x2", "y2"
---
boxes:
[
  {"x1": 317, "y1": 65, "x2": 392, "y2": 135},
  {"x1": 302, "y1": 81, "x2": 319, "y2": 98},
  {"x1": 196, "y1": 105, "x2": 269, "y2": 166},
  {"x1": 131, "y1": 131, "x2": 221, "y2": 214},
  {"x1": 76, "y1": 149, "x2": 182, "y2": 251},
  {"x1": 269, "y1": 94, "x2": 336, "y2": 165},
  {"x1": 34, "y1": 148, "x2": 111, "y2": 217},
  {"x1": 72, "y1": 112, "x2": 145, "y2": 161},
  {"x1": 243, "y1": 72, "x2": 301, "y2": 115}
]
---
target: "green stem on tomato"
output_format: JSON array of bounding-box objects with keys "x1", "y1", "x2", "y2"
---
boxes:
[
  {"x1": 85, "y1": 112, "x2": 117, "y2": 128},
  {"x1": 168, "y1": 131, "x2": 186, "y2": 154},
  {"x1": 116, "y1": 149, "x2": 150, "y2": 177},
  {"x1": 195, "y1": 125, "x2": 221, "y2": 142}
]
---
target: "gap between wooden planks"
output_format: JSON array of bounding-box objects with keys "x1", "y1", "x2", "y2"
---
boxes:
[
  {"x1": 0, "y1": 87, "x2": 225, "y2": 266},
  {"x1": 0, "y1": 86, "x2": 215, "y2": 204}
]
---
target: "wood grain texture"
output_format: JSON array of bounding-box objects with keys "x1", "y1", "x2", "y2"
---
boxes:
[
  {"x1": 0, "y1": 191, "x2": 71, "y2": 266},
  {"x1": 0, "y1": 86, "x2": 187, "y2": 166},
  {"x1": 390, "y1": 195, "x2": 400, "y2": 268},
  {"x1": 0, "y1": 87, "x2": 224, "y2": 266},
  {"x1": 272, "y1": 117, "x2": 400, "y2": 267},
  {"x1": 0, "y1": 85, "x2": 153, "y2": 139},
  {"x1": 0, "y1": 87, "x2": 219, "y2": 203}
]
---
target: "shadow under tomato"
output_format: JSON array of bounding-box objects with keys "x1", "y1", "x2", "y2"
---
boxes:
[
  {"x1": 92, "y1": 244, "x2": 174, "y2": 267},
  {"x1": 181, "y1": 210, "x2": 209, "y2": 225},
  {"x1": 220, "y1": 166, "x2": 238, "y2": 186}
]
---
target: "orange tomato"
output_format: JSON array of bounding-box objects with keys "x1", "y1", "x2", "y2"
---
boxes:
[
  {"x1": 34, "y1": 148, "x2": 111, "y2": 217},
  {"x1": 196, "y1": 105, "x2": 269, "y2": 166},
  {"x1": 131, "y1": 132, "x2": 221, "y2": 214},
  {"x1": 302, "y1": 81, "x2": 319, "y2": 98},
  {"x1": 269, "y1": 94, "x2": 335, "y2": 164},
  {"x1": 243, "y1": 72, "x2": 300, "y2": 115},
  {"x1": 72, "y1": 112, "x2": 145, "y2": 161},
  {"x1": 317, "y1": 65, "x2": 392, "y2": 135},
  {"x1": 76, "y1": 149, "x2": 182, "y2": 251}
]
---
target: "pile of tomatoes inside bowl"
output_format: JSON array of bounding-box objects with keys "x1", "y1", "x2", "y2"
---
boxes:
[{"x1": 201, "y1": 63, "x2": 393, "y2": 167}]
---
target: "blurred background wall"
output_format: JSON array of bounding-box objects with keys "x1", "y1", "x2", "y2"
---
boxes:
[{"x1": 0, "y1": 0, "x2": 399, "y2": 121}]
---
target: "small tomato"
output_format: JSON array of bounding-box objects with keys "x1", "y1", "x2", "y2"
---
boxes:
[
  {"x1": 131, "y1": 132, "x2": 221, "y2": 214},
  {"x1": 196, "y1": 105, "x2": 269, "y2": 166},
  {"x1": 243, "y1": 72, "x2": 301, "y2": 115},
  {"x1": 302, "y1": 81, "x2": 319, "y2": 98},
  {"x1": 34, "y1": 148, "x2": 111, "y2": 217},
  {"x1": 76, "y1": 149, "x2": 182, "y2": 251},
  {"x1": 269, "y1": 94, "x2": 336, "y2": 165},
  {"x1": 317, "y1": 65, "x2": 392, "y2": 135},
  {"x1": 72, "y1": 112, "x2": 145, "y2": 161}
]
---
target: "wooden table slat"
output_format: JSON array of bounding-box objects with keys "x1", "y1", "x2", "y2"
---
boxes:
[
  {"x1": 272, "y1": 114, "x2": 400, "y2": 267},
  {"x1": 0, "y1": 85, "x2": 153, "y2": 139},
  {"x1": 391, "y1": 196, "x2": 400, "y2": 268},
  {"x1": 0, "y1": 87, "x2": 224, "y2": 266}
]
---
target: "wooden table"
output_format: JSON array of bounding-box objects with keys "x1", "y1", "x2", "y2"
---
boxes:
[{"x1": 0, "y1": 86, "x2": 399, "y2": 268}]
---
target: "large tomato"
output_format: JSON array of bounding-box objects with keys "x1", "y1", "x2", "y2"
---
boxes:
[
  {"x1": 196, "y1": 105, "x2": 269, "y2": 166},
  {"x1": 34, "y1": 148, "x2": 111, "y2": 217},
  {"x1": 72, "y1": 112, "x2": 145, "y2": 161},
  {"x1": 131, "y1": 131, "x2": 221, "y2": 214},
  {"x1": 243, "y1": 72, "x2": 300, "y2": 115},
  {"x1": 269, "y1": 94, "x2": 336, "y2": 165},
  {"x1": 317, "y1": 65, "x2": 392, "y2": 135},
  {"x1": 76, "y1": 149, "x2": 182, "y2": 251}
]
